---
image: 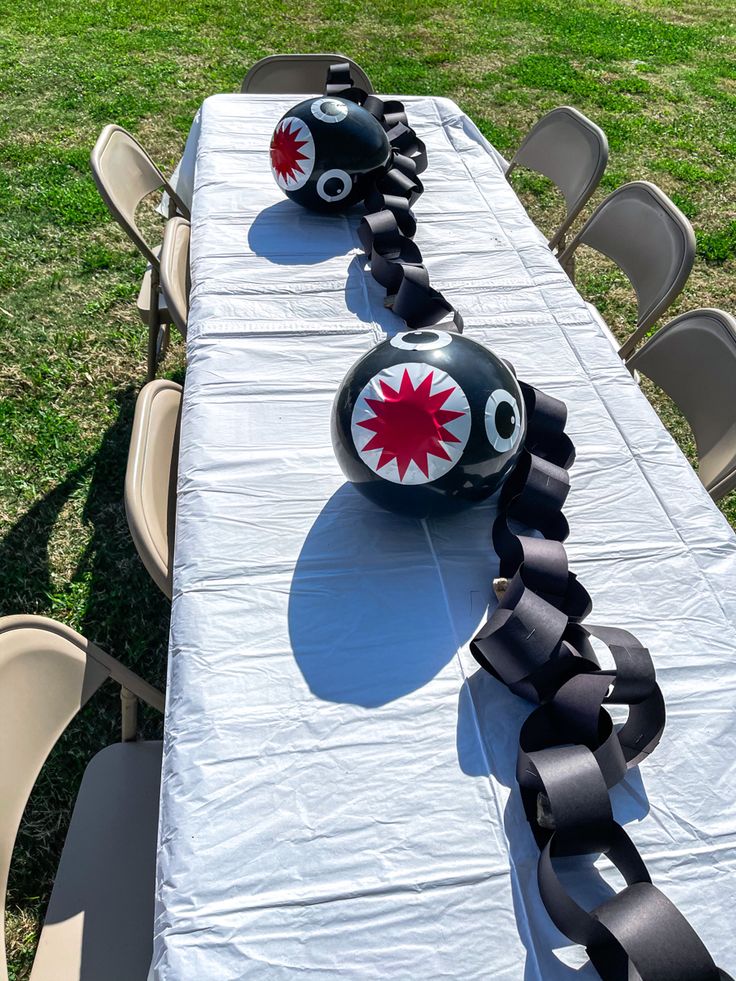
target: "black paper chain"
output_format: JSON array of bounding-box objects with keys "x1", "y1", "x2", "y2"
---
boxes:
[
  {"x1": 471, "y1": 383, "x2": 732, "y2": 980},
  {"x1": 325, "y1": 64, "x2": 464, "y2": 332},
  {"x1": 323, "y1": 64, "x2": 732, "y2": 979}
]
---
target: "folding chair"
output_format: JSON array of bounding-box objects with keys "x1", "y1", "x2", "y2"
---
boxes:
[
  {"x1": 159, "y1": 217, "x2": 190, "y2": 341},
  {"x1": 627, "y1": 308, "x2": 736, "y2": 501},
  {"x1": 241, "y1": 54, "x2": 373, "y2": 95},
  {"x1": 506, "y1": 106, "x2": 608, "y2": 253},
  {"x1": 0, "y1": 615, "x2": 164, "y2": 981},
  {"x1": 125, "y1": 380, "x2": 182, "y2": 599},
  {"x1": 557, "y1": 181, "x2": 696, "y2": 360},
  {"x1": 90, "y1": 125, "x2": 191, "y2": 381}
]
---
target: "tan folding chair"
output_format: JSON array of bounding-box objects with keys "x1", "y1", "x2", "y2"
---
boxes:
[
  {"x1": 125, "y1": 380, "x2": 182, "y2": 600},
  {"x1": 0, "y1": 615, "x2": 165, "y2": 981},
  {"x1": 506, "y1": 106, "x2": 609, "y2": 253},
  {"x1": 627, "y1": 309, "x2": 736, "y2": 501},
  {"x1": 557, "y1": 181, "x2": 696, "y2": 361},
  {"x1": 90, "y1": 125, "x2": 191, "y2": 381},
  {"x1": 160, "y1": 217, "x2": 190, "y2": 341},
  {"x1": 241, "y1": 54, "x2": 373, "y2": 95}
]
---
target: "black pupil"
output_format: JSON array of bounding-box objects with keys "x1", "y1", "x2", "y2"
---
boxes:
[
  {"x1": 322, "y1": 101, "x2": 343, "y2": 117},
  {"x1": 407, "y1": 331, "x2": 438, "y2": 345},
  {"x1": 495, "y1": 400, "x2": 516, "y2": 439},
  {"x1": 325, "y1": 176, "x2": 344, "y2": 196}
]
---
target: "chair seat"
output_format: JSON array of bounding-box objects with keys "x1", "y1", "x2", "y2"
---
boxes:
[
  {"x1": 30, "y1": 741, "x2": 162, "y2": 981},
  {"x1": 159, "y1": 217, "x2": 190, "y2": 340},
  {"x1": 125, "y1": 380, "x2": 182, "y2": 599}
]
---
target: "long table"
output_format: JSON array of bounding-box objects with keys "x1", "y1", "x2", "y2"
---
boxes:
[{"x1": 153, "y1": 94, "x2": 736, "y2": 979}]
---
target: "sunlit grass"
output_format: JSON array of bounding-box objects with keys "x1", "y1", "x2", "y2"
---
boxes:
[{"x1": 1, "y1": 0, "x2": 735, "y2": 972}]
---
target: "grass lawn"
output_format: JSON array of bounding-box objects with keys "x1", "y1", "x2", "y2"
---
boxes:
[{"x1": 1, "y1": 0, "x2": 735, "y2": 973}]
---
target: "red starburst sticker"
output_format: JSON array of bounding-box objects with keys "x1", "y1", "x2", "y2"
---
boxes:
[
  {"x1": 270, "y1": 116, "x2": 315, "y2": 190},
  {"x1": 351, "y1": 362, "x2": 471, "y2": 484}
]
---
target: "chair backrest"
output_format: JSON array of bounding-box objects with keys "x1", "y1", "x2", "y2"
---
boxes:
[
  {"x1": 241, "y1": 54, "x2": 374, "y2": 95},
  {"x1": 558, "y1": 181, "x2": 696, "y2": 359},
  {"x1": 90, "y1": 125, "x2": 190, "y2": 267},
  {"x1": 125, "y1": 380, "x2": 183, "y2": 599},
  {"x1": 0, "y1": 615, "x2": 163, "y2": 981},
  {"x1": 507, "y1": 106, "x2": 608, "y2": 251},
  {"x1": 627, "y1": 308, "x2": 736, "y2": 500},
  {"x1": 160, "y1": 217, "x2": 191, "y2": 339}
]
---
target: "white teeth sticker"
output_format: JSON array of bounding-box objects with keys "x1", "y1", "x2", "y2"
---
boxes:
[
  {"x1": 270, "y1": 116, "x2": 315, "y2": 190},
  {"x1": 351, "y1": 361, "x2": 471, "y2": 484},
  {"x1": 311, "y1": 98, "x2": 349, "y2": 123}
]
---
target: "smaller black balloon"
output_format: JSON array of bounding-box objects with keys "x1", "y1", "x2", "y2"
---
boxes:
[
  {"x1": 331, "y1": 329, "x2": 527, "y2": 518},
  {"x1": 270, "y1": 97, "x2": 392, "y2": 213}
]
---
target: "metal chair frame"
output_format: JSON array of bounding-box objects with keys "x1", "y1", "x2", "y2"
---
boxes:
[
  {"x1": 241, "y1": 53, "x2": 373, "y2": 95},
  {"x1": 0, "y1": 615, "x2": 164, "y2": 980},
  {"x1": 90, "y1": 124, "x2": 190, "y2": 380},
  {"x1": 506, "y1": 105, "x2": 609, "y2": 254},
  {"x1": 627, "y1": 308, "x2": 736, "y2": 501},
  {"x1": 557, "y1": 181, "x2": 696, "y2": 360}
]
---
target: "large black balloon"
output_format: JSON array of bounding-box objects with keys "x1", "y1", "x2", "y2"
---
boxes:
[
  {"x1": 332, "y1": 329, "x2": 527, "y2": 517},
  {"x1": 270, "y1": 96, "x2": 391, "y2": 213}
]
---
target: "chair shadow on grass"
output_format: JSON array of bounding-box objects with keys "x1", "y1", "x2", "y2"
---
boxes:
[
  {"x1": 456, "y1": 667, "x2": 651, "y2": 980},
  {"x1": 0, "y1": 384, "x2": 170, "y2": 909}
]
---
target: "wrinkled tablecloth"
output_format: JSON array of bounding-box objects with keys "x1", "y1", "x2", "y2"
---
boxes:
[{"x1": 153, "y1": 94, "x2": 736, "y2": 980}]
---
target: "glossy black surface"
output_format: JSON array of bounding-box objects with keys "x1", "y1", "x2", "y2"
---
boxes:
[
  {"x1": 270, "y1": 97, "x2": 392, "y2": 213},
  {"x1": 331, "y1": 330, "x2": 527, "y2": 517}
]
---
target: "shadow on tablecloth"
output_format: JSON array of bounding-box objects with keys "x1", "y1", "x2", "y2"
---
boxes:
[
  {"x1": 247, "y1": 198, "x2": 362, "y2": 266},
  {"x1": 456, "y1": 668, "x2": 650, "y2": 980},
  {"x1": 287, "y1": 483, "x2": 496, "y2": 707}
]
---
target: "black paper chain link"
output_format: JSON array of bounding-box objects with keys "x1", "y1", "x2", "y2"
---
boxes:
[
  {"x1": 471, "y1": 382, "x2": 733, "y2": 981},
  {"x1": 324, "y1": 63, "x2": 733, "y2": 980},
  {"x1": 325, "y1": 64, "x2": 464, "y2": 332}
]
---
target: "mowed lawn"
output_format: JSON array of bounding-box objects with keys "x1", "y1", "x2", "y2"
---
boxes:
[{"x1": 1, "y1": 0, "x2": 735, "y2": 974}]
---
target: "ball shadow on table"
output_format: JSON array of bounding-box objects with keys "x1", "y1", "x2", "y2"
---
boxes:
[
  {"x1": 246, "y1": 201, "x2": 412, "y2": 340},
  {"x1": 456, "y1": 668, "x2": 651, "y2": 980},
  {"x1": 287, "y1": 483, "x2": 497, "y2": 708},
  {"x1": 246, "y1": 198, "x2": 363, "y2": 266}
]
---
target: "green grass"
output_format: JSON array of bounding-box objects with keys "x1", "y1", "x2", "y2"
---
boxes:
[
  {"x1": 1, "y1": 0, "x2": 735, "y2": 973},
  {"x1": 698, "y1": 219, "x2": 736, "y2": 262}
]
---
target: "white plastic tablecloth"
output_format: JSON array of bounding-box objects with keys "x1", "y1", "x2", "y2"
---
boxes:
[{"x1": 153, "y1": 94, "x2": 736, "y2": 980}]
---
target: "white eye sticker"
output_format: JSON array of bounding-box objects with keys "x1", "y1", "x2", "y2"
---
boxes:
[
  {"x1": 270, "y1": 116, "x2": 315, "y2": 190},
  {"x1": 311, "y1": 98, "x2": 349, "y2": 123},
  {"x1": 485, "y1": 388, "x2": 523, "y2": 453},
  {"x1": 317, "y1": 168, "x2": 352, "y2": 203},
  {"x1": 390, "y1": 330, "x2": 454, "y2": 351}
]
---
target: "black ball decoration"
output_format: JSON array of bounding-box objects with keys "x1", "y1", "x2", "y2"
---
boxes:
[
  {"x1": 270, "y1": 96, "x2": 392, "y2": 213},
  {"x1": 331, "y1": 329, "x2": 527, "y2": 517}
]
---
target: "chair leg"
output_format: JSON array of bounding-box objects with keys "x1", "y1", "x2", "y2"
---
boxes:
[
  {"x1": 561, "y1": 249, "x2": 576, "y2": 285},
  {"x1": 157, "y1": 323, "x2": 170, "y2": 364},
  {"x1": 146, "y1": 267, "x2": 162, "y2": 383},
  {"x1": 147, "y1": 323, "x2": 170, "y2": 383},
  {"x1": 146, "y1": 327, "x2": 158, "y2": 383},
  {"x1": 120, "y1": 687, "x2": 138, "y2": 742}
]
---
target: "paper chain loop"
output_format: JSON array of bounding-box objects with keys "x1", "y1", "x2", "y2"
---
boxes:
[
  {"x1": 472, "y1": 382, "x2": 732, "y2": 980},
  {"x1": 325, "y1": 64, "x2": 463, "y2": 332},
  {"x1": 324, "y1": 64, "x2": 733, "y2": 980}
]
